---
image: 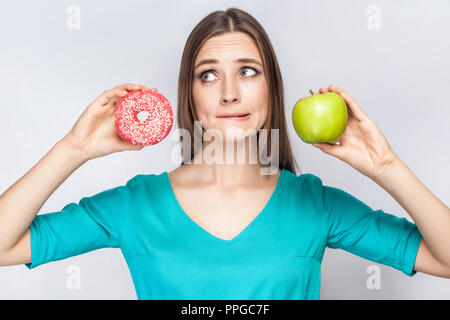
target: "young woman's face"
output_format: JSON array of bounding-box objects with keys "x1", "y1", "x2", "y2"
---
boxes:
[{"x1": 192, "y1": 32, "x2": 269, "y2": 143}]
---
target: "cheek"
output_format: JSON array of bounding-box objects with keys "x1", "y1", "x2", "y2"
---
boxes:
[
  {"x1": 193, "y1": 83, "x2": 208, "y2": 114},
  {"x1": 246, "y1": 80, "x2": 269, "y2": 119},
  {"x1": 192, "y1": 82, "x2": 215, "y2": 125}
]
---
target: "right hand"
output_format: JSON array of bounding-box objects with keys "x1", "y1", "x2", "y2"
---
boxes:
[{"x1": 61, "y1": 83, "x2": 158, "y2": 161}]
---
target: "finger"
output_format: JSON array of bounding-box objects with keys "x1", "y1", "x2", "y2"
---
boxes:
[
  {"x1": 132, "y1": 144, "x2": 145, "y2": 151},
  {"x1": 117, "y1": 139, "x2": 145, "y2": 152},
  {"x1": 105, "y1": 94, "x2": 125, "y2": 109},
  {"x1": 328, "y1": 84, "x2": 369, "y2": 121},
  {"x1": 102, "y1": 88, "x2": 129, "y2": 106},
  {"x1": 312, "y1": 142, "x2": 345, "y2": 160},
  {"x1": 319, "y1": 87, "x2": 329, "y2": 93},
  {"x1": 92, "y1": 88, "x2": 128, "y2": 106},
  {"x1": 142, "y1": 87, "x2": 159, "y2": 93},
  {"x1": 114, "y1": 83, "x2": 147, "y2": 92}
]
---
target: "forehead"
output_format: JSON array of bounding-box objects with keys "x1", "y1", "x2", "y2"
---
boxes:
[{"x1": 195, "y1": 32, "x2": 261, "y2": 63}]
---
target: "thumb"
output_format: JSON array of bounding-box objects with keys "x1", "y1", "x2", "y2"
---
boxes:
[
  {"x1": 117, "y1": 139, "x2": 145, "y2": 152},
  {"x1": 312, "y1": 142, "x2": 327, "y2": 149},
  {"x1": 129, "y1": 143, "x2": 145, "y2": 151},
  {"x1": 312, "y1": 142, "x2": 342, "y2": 157}
]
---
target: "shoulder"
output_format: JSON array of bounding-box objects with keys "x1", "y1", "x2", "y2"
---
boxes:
[
  {"x1": 279, "y1": 170, "x2": 326, "y2": 210},
  {"x1": 167, "y1": 166, "x2": 185, "y2": 188},
  {"x1": 283, "y1": 170, "x2": 355, "y2": 203},
  {"x1": 166, "y1": 164, "x2": 202, "y2": 189},
  {"x1": 283, "y1": 170, "x2": 325, "y2": 192},
  {"x1": 124, "y1": 171, "x2": 167, "y2": 195}
]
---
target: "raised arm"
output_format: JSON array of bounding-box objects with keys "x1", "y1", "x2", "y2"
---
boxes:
[
  {"x1": 0, "y1": 83, "x2": 154, "y2": 266},
  {"x1": 0, "y1": 139, "x2": 87, "y2": 264},
  {"x1": 313, "y1": 84, "x2": 450, "y2": 278}
]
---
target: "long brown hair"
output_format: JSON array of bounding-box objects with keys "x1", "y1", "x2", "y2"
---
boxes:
[{"x1": 176, "y1": 7, "x2": 300, "y2": 175}]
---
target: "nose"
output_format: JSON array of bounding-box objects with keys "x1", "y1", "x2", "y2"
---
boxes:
[
  {"x1": 221, "y1": 94, "x2": 239, "y2": 104},
  {"x1": 220, "y1": 77, "x2": 240, "y2": 105}
]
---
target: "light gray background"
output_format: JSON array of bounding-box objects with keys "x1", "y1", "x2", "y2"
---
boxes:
[{"x1": 0, "y1": 0, "x2": 449, "y2": 299}]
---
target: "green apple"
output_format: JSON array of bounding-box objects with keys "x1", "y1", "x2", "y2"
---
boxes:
[{"x1": 292, "y1": 90, "x2": 348, "y2": 144}]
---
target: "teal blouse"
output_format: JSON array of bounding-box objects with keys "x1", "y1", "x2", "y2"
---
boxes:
[{"x1": 25, "y1": 169, "x2": 422, "y2": 299}]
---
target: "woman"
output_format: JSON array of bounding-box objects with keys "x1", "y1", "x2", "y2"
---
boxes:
[{"x1": 0, "y1": 8, "x2": 449, "y2": 300}]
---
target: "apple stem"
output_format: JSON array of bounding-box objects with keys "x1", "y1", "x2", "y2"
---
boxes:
[{"x1": 309, "y1": 89, "x2": 315, "y2": 95}]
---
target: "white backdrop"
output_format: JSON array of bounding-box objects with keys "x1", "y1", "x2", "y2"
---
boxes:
[{"x1": 0, "y1": 0, "x2": 449, "y2": 299}]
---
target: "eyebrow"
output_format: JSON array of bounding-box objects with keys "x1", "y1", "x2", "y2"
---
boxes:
[{"x1": 194, "y1": 58, "x2": 263, "y2": 70}]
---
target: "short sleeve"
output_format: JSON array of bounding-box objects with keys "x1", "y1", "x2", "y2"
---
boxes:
[
  {"x1": 306, "y1": 173, "x2": 422, "y2": 277},
  {"x1": 25, "y1": 175, "x2": 140, "y2": 269}
]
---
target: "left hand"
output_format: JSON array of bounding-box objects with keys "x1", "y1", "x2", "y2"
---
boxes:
[{"x1": 312, "y1": 84, "x2": 400, "y2": 179}]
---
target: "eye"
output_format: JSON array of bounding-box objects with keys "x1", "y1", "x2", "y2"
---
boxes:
[
  {"x1": 200, "y1": 71, "x2": 215, "y2": 82},
  {"x1": 198, "y1": 66, "x2": 260, "y2": 82},
  {"x1": 240, "y1": 67, "x2": 257, "y2": 77}
]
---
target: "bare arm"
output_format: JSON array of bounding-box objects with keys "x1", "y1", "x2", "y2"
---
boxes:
[
  {"x1": 0, "y1": 83, "x2": 155, "y2": 266},
  {"x1": 373, "y1": 158, "x2": 450, "y2": 277},
  {"x1": 0, "y1": 139, "x2": 87, "y2": 263},
  {"x1": 315, "y1": 85, "x2": 450, "y2": 278}
]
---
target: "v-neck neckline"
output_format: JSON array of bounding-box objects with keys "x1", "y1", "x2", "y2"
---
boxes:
[{"x1": 164, "y1": 168, "x2": 285, "y2": 245}]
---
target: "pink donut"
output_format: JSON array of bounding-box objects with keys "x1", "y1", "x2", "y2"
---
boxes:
[{"x1": 114, "y1": 89, "x2": 173, "y2": 146}]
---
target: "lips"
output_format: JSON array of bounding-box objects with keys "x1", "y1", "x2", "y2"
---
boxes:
[{"x1": 217, "y1": 113, "x2": 250, "y2": 118}]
